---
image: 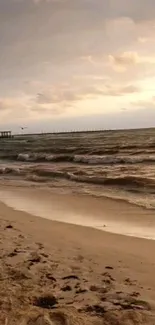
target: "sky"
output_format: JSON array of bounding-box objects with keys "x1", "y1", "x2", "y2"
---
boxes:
[{"x1": 0, "y1": 0, "x2": 155, "y2": 133}]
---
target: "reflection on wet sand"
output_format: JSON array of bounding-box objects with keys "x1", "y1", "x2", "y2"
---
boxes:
[{"x1": 0, "y1": 186, "x2": 155, "y2": 240}]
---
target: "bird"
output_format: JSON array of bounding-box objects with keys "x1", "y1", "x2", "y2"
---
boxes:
[{"x1": 20, "y1": 127, "x2": 27, "y2": 130}]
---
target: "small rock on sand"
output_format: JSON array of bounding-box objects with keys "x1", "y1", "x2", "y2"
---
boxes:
[
  {"x1": 5, "y1": 224, "x2": 13, "y2": 229},
  {"x1": 105, "y1": 266, "x2": 114, "y2": 270}
]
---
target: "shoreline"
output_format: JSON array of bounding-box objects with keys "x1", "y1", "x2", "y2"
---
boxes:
[
  {"x1": 0, "y1": 183, "x2": 155, "y2": 240},
  {"x1": 1, "y1": 190, "x2": 155, "y2": 323},
  {"x1": 0, "y1": 171, "x2": 155, "y2": 211},
  {"x1": 1, "y1": 200, "x2": 155, "y2": 294},
  {"x1": 1, "y1": 197, "x2": 155, "y2": 274}
]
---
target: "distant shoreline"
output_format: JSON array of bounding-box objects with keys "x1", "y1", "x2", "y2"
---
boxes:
[{"x1": 12, "y1": 126, "x2": 155, "y2": 137}]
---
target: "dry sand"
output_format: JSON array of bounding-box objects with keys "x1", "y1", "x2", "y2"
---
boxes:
[{"x1": 0, "y1": 189, "x2": 155, "y2": 324}]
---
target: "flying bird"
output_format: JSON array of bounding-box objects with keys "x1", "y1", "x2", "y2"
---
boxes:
[{"x1": 20, "y1": 127, "x2": 27, "y2": 130}]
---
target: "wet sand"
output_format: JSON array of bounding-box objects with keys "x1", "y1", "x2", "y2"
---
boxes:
[
  {"x1": 1, "y1": 186, "x2": 155, "y2": 324},
  {"x1": 0, "y1": 185, "x2": 155, "y2": 239}
]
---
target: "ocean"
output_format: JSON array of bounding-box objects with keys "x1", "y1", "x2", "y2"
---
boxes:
[{"x1": 0, "y1": 128, "x2": 155, "y2": 209}]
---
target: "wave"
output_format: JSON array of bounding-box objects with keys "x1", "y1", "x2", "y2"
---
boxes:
[
  {"x1": 0, "y1": 167, "x2": 21, "y2": 175},
  {"x1": 17, "y1": 153, "x2": 73, "y2": 162},
  {"x1": 1, "y1": 165, "x2": 154, "y2": 192},
  {"x1": 16, "y1": 153, "x2": 155, "y2": 165},
  {"x1": 68, "y1": 173, "x2": 155, "y2": 190},
  {"x1": 73, "y1": 155, "x2": 155, "y2": 164},
  {"x1": 25, "y1": 171, "x2": 155, "y2": 191}
]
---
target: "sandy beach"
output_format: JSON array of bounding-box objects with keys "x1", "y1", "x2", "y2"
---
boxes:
[
  {"x1": 1, "y1": 0, "x2": 155, "y2": 319},
  {"x1": 1, "y1": 185, "x2": 155, "y2": 324}
]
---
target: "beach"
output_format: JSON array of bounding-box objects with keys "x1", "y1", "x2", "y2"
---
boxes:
[
  {"x1": 1, "y1": 0, "x2": 155, "y2": 321},
  {"x1": 1, "y1": 185, "x2": 155, "y2": 324},
  {"x1": 0, "y1": 130, "x2": 155, "y2": 323}
]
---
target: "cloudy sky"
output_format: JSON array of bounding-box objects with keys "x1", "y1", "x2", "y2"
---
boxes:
[{"x1": 0, "y1": 0, "x2": 155, "y2": 132}]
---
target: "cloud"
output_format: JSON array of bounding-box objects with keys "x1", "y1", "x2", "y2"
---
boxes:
[
  {"x1": 120, "y1": 108, "x2": 127, "y2": 111},
  {"x1": 138, "y1": 37, "x2": 148, "y2": 43},
  {"x1": 3, "y1": 107, "x2": 155, "y2": 134},
  {"x1": 0, "y1": 98, "x2": 19, "y2": 111},
  {"x1": 0, "y1": 82, "x2": 138, "y2": 121},
  {"x1": 109, "y1": 51, "x2": 155, "y2": 72},
  {"x1": 0, "y1": 101, "x2": 9, "y2": 111},
  {"x1": 0, "y1": 96, "x2": 31, "y2": 122},
  {"x1": 33, "y1": 0, "x2": 50, "y2": 2},
  {"x1": 35, "y1": 87, "x2": 82, "y2": 105},
  {"x1": 132, "y1": 96, "x2": 155, "y2": 109},
  {"x1": 33, "y1": 83, "x2": 140, "y2": 109},
  {"x1": 80, "y1": 56, "x2": 95, "y2": 64},
  {"x1": 103, "y1": 84, "x2": 139, "y2": 96},
  {"x1": 32, "y1": 0, "x2": 56, "y2": 3},
  {"x1": 0, "y1": 0, "x2": 155, "y2": 129},
  {"x1": 109, "y1": 52, "x2": 140, "y2": 72}
]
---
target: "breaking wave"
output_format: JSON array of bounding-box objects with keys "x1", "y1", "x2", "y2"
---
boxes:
[
  {"x1": 0, "y1": 166, "x2": 154, "y2": 193},
  {"x1": 0, "y1": 129, "x2": 155, "y2": 209},
  {"x1": 16, "y1": 153, "x2": 155, "y2": 165}
]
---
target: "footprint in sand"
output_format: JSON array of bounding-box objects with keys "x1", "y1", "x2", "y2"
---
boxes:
[{"x1": 19, "y1": 308, "x2": 90, "y2": 325}]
